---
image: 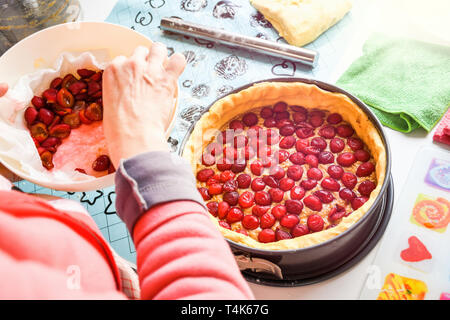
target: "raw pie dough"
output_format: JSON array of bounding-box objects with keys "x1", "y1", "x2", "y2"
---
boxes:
[
  {"x1": 250, "y1": 0, "x2": 353, "y2": 47},
  {"x1": 183, "y1": 82, "x2": 386, "y2": 250}
]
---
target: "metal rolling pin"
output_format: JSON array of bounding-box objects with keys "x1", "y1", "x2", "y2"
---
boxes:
[{"x1": 160, "y1": 17, "x2": 318, "y2": 68}]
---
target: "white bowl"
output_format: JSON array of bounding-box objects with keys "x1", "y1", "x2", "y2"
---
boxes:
[{"x1": 0, "y1": 21, "x2": 179, "y2": 192}]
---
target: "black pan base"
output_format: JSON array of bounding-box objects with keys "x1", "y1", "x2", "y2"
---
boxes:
[{"x1": 238, "y1": 175, "x2": 394, "y2": 287}]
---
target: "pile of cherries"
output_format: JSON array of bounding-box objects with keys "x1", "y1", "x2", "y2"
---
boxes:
[
  {"x1": 196, "y1": 102, "x2": 377, "y2": 243},
  {"x1": 24, "y1": 68, "x2": 113, "y2": 174}
]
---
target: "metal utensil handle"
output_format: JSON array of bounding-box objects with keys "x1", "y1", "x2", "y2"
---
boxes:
[{"x1": 160, "y1": 17, "x2": 318, "y2": 68}]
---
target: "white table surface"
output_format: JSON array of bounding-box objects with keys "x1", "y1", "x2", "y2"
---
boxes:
[{"x1": 79, "y1": 0, "x2": 449, "y2": 300}]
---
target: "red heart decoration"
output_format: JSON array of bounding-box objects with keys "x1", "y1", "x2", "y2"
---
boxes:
[{"x1": 400, "y1": 236, "x2": 432, "y2": 262}]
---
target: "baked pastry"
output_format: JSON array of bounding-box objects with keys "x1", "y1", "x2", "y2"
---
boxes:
[
  {"x1": 183, "y1": 82, "x2": 386, "y2": 250},
  {"x1": 250, "y1": 0, "x2": 352, "y2": 47}
]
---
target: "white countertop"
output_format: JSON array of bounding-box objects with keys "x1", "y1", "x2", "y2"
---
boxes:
[{"x1": 79, "y1": 0, "x2": 449, "y2": 300}]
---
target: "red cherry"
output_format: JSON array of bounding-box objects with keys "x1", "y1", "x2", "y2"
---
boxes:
[
  {"x1": 308, "y1": 115, "x2": 324, "y2": 128},
  {"x1": 260, "y1": 107, "x2": 274, "y2": 119},
  {"x1": 254, "y1": 191, "x2": 272, "y2": 205},
  {"x1": 293, "y1": 111, "x2": 307, "y2": 123},
  {"x1": 197, "y1": 168, "x2": 214, "y2": 182},
  {"x1": 258, "y1": 228, "x2": 276, "y2": 243},
  {"x1": 198, "y1": 187, "x2": 211, "y2": 201},
  {"x1": 235, "y1": 229, "x2": 248, "y2": 236},
  {"x1": 250, "y1": 160, "x2": 263, "y2": 175},
  {"x1": 219, "y1": 170, "x2": 235, "y2": 182},
  {"x1": 260, "y1": 213, "x2": 276, "y2": 228},
  {"x1": 318, "y1": 151, "x2": 334, "y2": 164},
  {"x1": 223, "y1": 191, "x2": 239, "y2": 206},
  {"x1": 217, "y1": 201, "x2": 231, "y2": 219},
  {"x1": 219, "y1": 221, "x2": 231, "y2": 229},
  {"x1": 328, "y1": 206, "x2": 346, "y2": 222},
  {"x1": 321, "y1": 177, "x2": 340, "y2": 191},
  {"x1": 280, "y1": 214, "x2": 299, "y2": 229},
  {"x1": 327, "y1": 113, "x2": 342, "y2": 124},
  {"x1": 290, "y1": 105, "x2": 307, "y2": 113},
  {"x1": 273, "y1": 101, "x2": 288, "y2": 113},
  {"x1": 208, "y1": 183, "x2": 223, "y2": 195},
  {"x1": 227, "y1": 207, "x2": 244, "y2": 223},
  {"x1": 262, "y1": 175, "x2": 279, "y2": 188},
  {"x1": 336, "y1": 124, "x2": 354, "y2": 137},
  {"x1": 271, "y1": 204, "x2": 287, "y2": 220},
  {"x1": 31, "y1": 96, "x2": 46, "y2": 109},
  {"x1": 242, "y1": 215, "x2": 259, "y2": 230},
  {"x1": 279, "y1": 177, "x2": 294, "y2": 191},
  {"x1": 307, "y1": 214, "x2": 324, "y2": 232},
  {"x1": 268, "y1": 188, "x2": 284, "y2": 202},
  {"x1": 274, "y1": 149, "x2": 290, "y2": 163},
  {"x1": 295, "y1": 138, "x2": 309, "y2": 153},
  {"x1": 342, "y1": 172, "x2": 357, "y2": 189},
  {"x1": 305, "y1": 154, "x2": 319, "y2": 168},
  {"x1": 356, "y1": 162, "x2": 375, "y2": 177},
  {"x1": 307, "y1": 167, "x2": 323, "y2": 180},
  {"x1": 285, "y1": 199, "x2": 303, "y2": 215},
  {"x1": 296, "y1": 127, "x2": 314, "y2": 139},
  {"x1": 289, "y1": 152, "x2": 305, "y2": 165},
  {"x1": 24, "y1": 107, "x2": 39, "y2": 125},
  {"x1": 231, "y1": 161, "x2": 246, "y2": 173},
  {"x1": 276, "y1": 230, "x2": 292, "y2": 241},
  {"x1": 354, "y1": 149, "x2": 371, "y2": 162},
  {"x1": 236, "y1": 174, "x2": 251, "y2": 188},
  {"x1": 351, "y1": 196, "x2": 369, "y2": 210},
  {"x1": 310, "y1": 137, "x2": 327, "y2": 150},
  {"x1": 242, "y1": 145, "x2": 256, "y2": 160},
  {"x1": 327, "y1": 165, "x2": 344, "y2": 179},
  {"x1": 238, "y1": 191, "x2": 254, "y2": 208},
  {"x1": 279, "y1": 125, "x2": 295, "y2": 136},
  {"x1": 304, "y1": 195, "x2": 322, "y2": 211},
  {"x1": 358, "y1": 180, "x2": 376, "y2": 196},
  {"x1": 318, "y1": 126, "x2": 336, "y2": 139},
  {"x1": 269, "y1": 165, "x2": 285, "y2": 180},
  {"x1": 251, "y1": 177, "x2": 266, "y2": 191},
  {"x1": 286, "y1": 165, "x2": 303, "y2": 181},
  {"x1": 330, "y1": 138, "x2": 345, "y2": 153},
  {"x1": 347, "y1": 137, "x2": 363, "y2": 151},
  {"x1": 290, "y1": 186, "x2": 305, "y2": 200},
  {"x1": 216, "y1": 157, "x2": 233, "y2": 171},
  {"x1": 300, "y1": 179, "x2": 317, "y2": 190},
  {"x1": 252, "y1": 205, "x2": 270, "y2": 217},
  {"x1": 279, "y1": 136, "x2": 296, "y2": 149},
  {"x1": 314, "y1": 190, "x2": 334, "y2": 203},
  {"x1": 339, "y1": 188, "x2": 356, "y2": 201},
  {"x1": 202, "y1": 153, "x2": 216, "y2": 166},
  {"x1": 264, "y1": 117, "x2": 277, "y2": 128},
  {"x1": 276, "y1": 118, "x2": 293, "y2": 128},
  {"x1": 242, "y1": 112, "x2": 258, "y2": 126},
  {"x1": 292, "y1": 224, "x2": 309, "y2": 237},
  {"x1": 207, "y1": 202, "x2": 219, "y2": 216},
  {"x1": 223, "y1": 179, "x2": 238, "y2": 192},
  {"x1": 38, "y1": 108, "x2": 55, "y2": 126},
  {"x1": 337, "y1": 152, "x2": 356, "y2": 167},
  {"x1": 229, "y1": 119, "x2": 244, "y2": 131}
]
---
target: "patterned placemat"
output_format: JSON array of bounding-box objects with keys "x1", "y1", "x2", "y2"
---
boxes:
[{"x1": 16, "y1": 0, "x2": 360, "y2": 263}]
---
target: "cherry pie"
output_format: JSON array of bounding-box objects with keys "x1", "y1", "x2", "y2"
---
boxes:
[{"x1": 184, "y1": 82, "x2": 386, "y2": 250}]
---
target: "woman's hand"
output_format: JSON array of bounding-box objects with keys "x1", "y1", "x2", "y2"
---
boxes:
[{"x1": 102, "y1": 43, "x2": 186, "y2": 168}]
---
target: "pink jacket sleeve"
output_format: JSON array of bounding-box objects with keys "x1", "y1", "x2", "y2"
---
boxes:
[{"x1": 133, "y1": 200, "x2": 255, "y2": 300}]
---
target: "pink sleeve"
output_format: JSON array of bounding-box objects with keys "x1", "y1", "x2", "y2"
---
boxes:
[{"x1": 133, "y1": 201, "x2": 254, "y2": 300}]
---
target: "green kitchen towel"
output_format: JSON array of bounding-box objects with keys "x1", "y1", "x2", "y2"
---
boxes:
[{"x1": 336, "y1": 33, "x2": 450, "y2": 133}]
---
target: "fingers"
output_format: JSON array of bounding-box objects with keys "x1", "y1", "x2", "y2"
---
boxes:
[
  {"x1": 147, "y1": 42, "x2": 168, "y2": 67},
  {"x1": 166, "y1": 53, "x2": 187, "y2": 78},
  {"x1": 132, "y1": 46, "x2": 150, "y2": 63},
  {"x1": 0, "y1": 83, "x2": 8, "y2": 97}
]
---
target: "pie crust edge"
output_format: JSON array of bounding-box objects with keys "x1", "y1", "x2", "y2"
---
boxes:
[{"x1": 183, "y1": 81, "x2": 387, "y2": 250}]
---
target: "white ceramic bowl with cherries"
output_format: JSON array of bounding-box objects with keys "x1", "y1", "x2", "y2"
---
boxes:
[{"x1": 0, "y1": 22, "x2": 179, "y2": 192}]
